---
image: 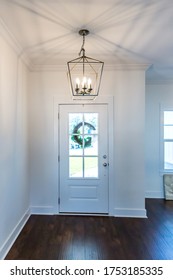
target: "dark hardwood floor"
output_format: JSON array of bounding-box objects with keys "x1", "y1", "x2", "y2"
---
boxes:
[{"x1": 5, "y1": 199, "x2": 173, "y2": 260}]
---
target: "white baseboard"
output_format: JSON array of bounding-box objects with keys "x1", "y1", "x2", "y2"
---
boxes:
[
  {"x1": 30, "y1": 205, "x2": 56, "y2": 215},
  {"x1": 0, "y1": 209, "x2": 30, "y2": 260},
  {"x1": 145, "y1": 191, "x2": 164, "y2": 198},
  {"x1": 114, "y1": 207, "x2": 147, "y2": 218}
]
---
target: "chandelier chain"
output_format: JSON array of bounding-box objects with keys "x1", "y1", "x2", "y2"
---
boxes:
[{"x1": 79, "y1": 34, "x2": 85, "y2": 56}]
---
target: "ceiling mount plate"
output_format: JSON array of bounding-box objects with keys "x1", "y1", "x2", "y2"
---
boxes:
[{"x1": 79, "y1": 29, "x2": 90, "y2": 36}]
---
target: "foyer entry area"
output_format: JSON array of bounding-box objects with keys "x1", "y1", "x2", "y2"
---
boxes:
[{"x1": 5, "y1": 199, "x2": 173, "y2": 260}]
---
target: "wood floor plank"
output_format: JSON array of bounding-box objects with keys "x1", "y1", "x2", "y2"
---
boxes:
[{"x1": 5, "y1": 199, "x2": 173, "y2": 260}]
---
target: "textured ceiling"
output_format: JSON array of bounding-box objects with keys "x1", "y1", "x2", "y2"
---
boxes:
[{"x1": 0, "y1": 0, "x2": 173, "y2": 80}]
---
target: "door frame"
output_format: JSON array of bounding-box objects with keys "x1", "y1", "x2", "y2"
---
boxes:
[{"x1": 53, "y1": 95, "x2": 114, "y2": 216}]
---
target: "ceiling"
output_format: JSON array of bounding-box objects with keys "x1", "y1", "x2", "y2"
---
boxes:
[{"x1": 1, "y1": 0, "x2": 173, "y2": 81}]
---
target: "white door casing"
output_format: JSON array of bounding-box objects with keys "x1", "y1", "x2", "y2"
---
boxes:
[{"x1": 59, "y1": 104, "x2": 109, "y2": 214}]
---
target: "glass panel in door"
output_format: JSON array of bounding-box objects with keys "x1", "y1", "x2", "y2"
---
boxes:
[{"x1": 69, "y1": 113, "x2": 98, "y2": 178}]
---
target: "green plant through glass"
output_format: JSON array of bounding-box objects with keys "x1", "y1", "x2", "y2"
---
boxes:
[{"x1": 71, "y1": 122, "x2": 95, "y2": 148}]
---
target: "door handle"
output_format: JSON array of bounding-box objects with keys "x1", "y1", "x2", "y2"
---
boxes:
[{"x1": 103, "y1": 163, "x2": 107, "y2": 167}]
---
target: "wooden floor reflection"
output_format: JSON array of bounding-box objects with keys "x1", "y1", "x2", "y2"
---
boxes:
[{"x1": 5, "y1": 199, "x2": 173, "y2": 260}]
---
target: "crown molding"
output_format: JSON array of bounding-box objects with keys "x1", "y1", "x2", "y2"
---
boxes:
[
  {"x1": 104, "y1": 63, "x2": 151, "y2": 71},
  {"x1": 0, "y1": 18, "x2": 21, "y2": 55},
  {"x1": 20, "y1": 53, "x2": 33, "y2": 71},
  {"x1": 0, "y1": 18, "x2": 32, "y2": 70},
  {"x1": 25, "y1": 62, "x2": 173, "y2": 85},
  {"x1": 29, "y1": 63, "x2": 67, "y2": 72},
  {"x1": 146, "y1": 78, "x2": 173, "y2": 85},
  {"x1": 29, "y1": 62, "x2": 151, "y2": 72}
]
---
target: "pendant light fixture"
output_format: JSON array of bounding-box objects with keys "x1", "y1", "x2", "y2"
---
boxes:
[{"x1": 67, "y1": 29, "x2": 104, "y2": 99}]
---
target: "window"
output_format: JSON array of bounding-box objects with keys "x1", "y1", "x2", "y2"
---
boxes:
[
  {"x1": 163, "y1": 111, "x2": 173, "y2": 170},
  {"x1": 69, "y1": 113, "x2": 99, "y2": 178}
]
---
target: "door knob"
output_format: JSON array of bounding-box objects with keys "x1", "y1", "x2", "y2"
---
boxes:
[{"x1": 103, "y1": 163, "x2": 107, "y2": 167}]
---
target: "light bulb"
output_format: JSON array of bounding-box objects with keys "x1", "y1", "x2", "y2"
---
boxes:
[
  {"x1": 82, "y1": 77, "x2": 87, "y2": 88},
  {"x1": 75, "y1": 78, "x2": 80, "y2": 89},
  {"x1": 88, "y1": 78, "x2": 92, "y2": 89}
]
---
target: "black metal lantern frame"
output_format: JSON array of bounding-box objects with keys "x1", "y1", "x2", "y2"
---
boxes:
[{"x1": 67, "y1": 29, "x2": 104, "y2": 99}]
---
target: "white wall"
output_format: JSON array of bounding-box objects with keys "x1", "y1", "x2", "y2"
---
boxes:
[
  {"x1": 145, "y1": 82, "x2": 173, "y2": 198},
  {"x1": 113, "y1": 70, "x2": 146, "y2": 216},
  {"x1": 29, "y1": 68, "x2": 146, "y2": 217},
  {"x1": 102, "y1": 70, "x2": 146, "y2": 216},
  {"x1": 28, "y1": 72, "x2": 66, "y2": 214},
  {"x1": 0, "y1": 35, "x2": 29, "y2": 259}
]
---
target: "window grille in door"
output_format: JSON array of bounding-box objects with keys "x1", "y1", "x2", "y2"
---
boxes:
[{"x1": 69, "y1": 113, "x2": 99, "y2": 178}]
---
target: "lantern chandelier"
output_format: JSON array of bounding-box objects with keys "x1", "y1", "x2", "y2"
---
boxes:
[{"x1": 67, "y1": 29, "x2": 104, "y2": 99}]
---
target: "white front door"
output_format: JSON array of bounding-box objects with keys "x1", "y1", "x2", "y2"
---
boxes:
[{"x1": 59, "y1": 104, "x2": 109, "y2": 214}]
